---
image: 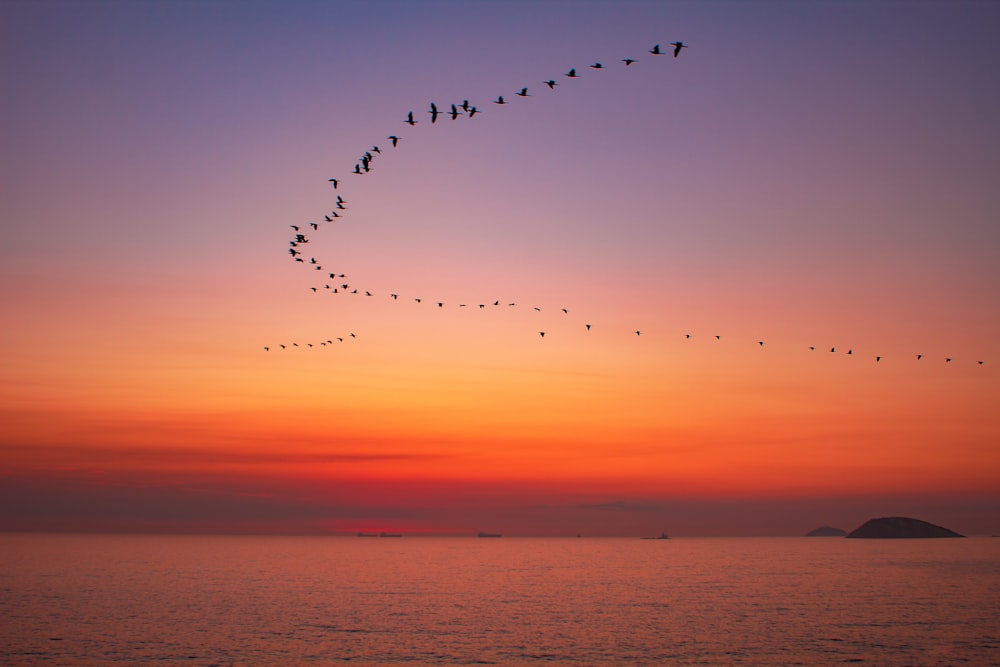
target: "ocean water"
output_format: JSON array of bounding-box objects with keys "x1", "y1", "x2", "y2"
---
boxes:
[{"x1": 1, "y1": 535, "x2": 997, "y2": 666}]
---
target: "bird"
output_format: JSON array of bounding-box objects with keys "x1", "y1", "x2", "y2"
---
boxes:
[
  {"x1": 336, "y1": 195, "x2": 345, "y2": 204},
  {"x1": 561, "y1": 308, "x2": 568, "y2": 314},
  {"x1": 539, "y1": 331, "x2": 546, "y2": 337},
  {"x1": 437, "y1": 302, "x2": 444, "y2": 308},
  {"x1": 404, "y1": 111, "x2": 417, "y2": 125},
  {"x1": 468, "y1": 106, "x2": 479, "y2": 117},
  {"x1": 636, "y1": 330, "x2": 641, "y2": 336},
  {"x1": 370, "y1": 145, "x2": 381, "y2": 154},
  {"x1": 685, "y1": 334, "x2": 692, "y2": 339},
  {"x1": 875, "y1": 356, "x2": 881, "y2": 362},
  {"x1": 544, "y1": 79, "x2": 558, "y2": 89},
  {"x1": 809, "y1": 346, "x2": 816, "y2": 351},
  {"x1": 917, "y1": 354, "x2": 923, "y2": 360},
  {"x1": 847, "y1": 349, "x2": 853, "y2": 355},
  {"x1": 516, "y1": 87, "x2": 530, "y2": 97},
  {"x1": 428, "y1": 103, "x2": 440, "y2": 123},
  {"x1": 352, "y1": 164, "x2": 362, "y2": 174},
  {"x1": 388, "y1": 135, "x2": 399, "y2": 147},
  {"x1": 589, "y1": 62, "x2": 604, "y2": 69},
  {"x1": 279, "y1": 344, "x2": 285, "y2": 349},
  {"x1": 671, "y1": 41, "x2": 688, "y2": 58},
  {"x1": 494, "y1": 95, "x2": 506, "y2": 105},
  {"x1": 460, "y1": 100, "x2": 471, "y2": 112},
  {"x1": 715, "y1": 335, "x2": 721, "y2": 340},
  {"x1": 290, "y1": 225, "x2": 299, "y2": 231},
  {"x1": 831, "y1": 347, "x2": 836, "y2": 352},
  {"x1": 309, "y1": 222, "x2": 318, "y2": 230},
  {"x1": 415, "y1": 298, "x2": 422, "y2": 303},
  {"x1": 390, "y1": 294, "x2": 398, "y2": 299},
  {"x1": 264, "y1": 346, "x2": 269, "y2": 352},
  {"x1": 622, "y1": 58, "x2": 637, "y2": 66},
  {"x1": 585, "y1": 324, "x2": 591, "y2": 331},
  {"x1": 328, "y1": 178, "x2": 338, "y2": 188},
  {"x1": 448, "y1": 104, "x2": 462, "y2": 120},
  {"x1": 946, "y1": 357, "x2": 952, "y2": 363},
  {"x1": 566, "y1": 68, "x2": 579, "y2": 77},
  {"x1": 979, "y1": 360, "x2": 985, "y2": 365},
  {"x1": 650, "y1": 44, "x2": 663, "y2": 55},
  {"x1": 758, "y1": 341, "x2": 765, "y2": 347}
]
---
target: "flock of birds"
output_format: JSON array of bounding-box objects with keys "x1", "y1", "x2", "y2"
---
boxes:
[{"x1": 271, "y1": 41, "x2": 989, "y2": 368}]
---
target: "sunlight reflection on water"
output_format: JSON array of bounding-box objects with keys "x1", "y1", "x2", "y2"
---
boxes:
[{"x1": 2, "y1": 535, "x2": 998, "y2": 665}]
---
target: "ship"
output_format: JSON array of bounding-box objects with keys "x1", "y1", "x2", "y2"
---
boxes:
[
  {"x1": 379, "y1": 532, "x2": 402, "y2": 538},
  {"x1": 641, "y1": 532, "x2": 670, "y2": 540},
  {"x1": 477, "y1": 532, "x2": 502, "y2": 538},
  {"x1": 356, "y1": 532, "x2": 378, "y2": 537}
]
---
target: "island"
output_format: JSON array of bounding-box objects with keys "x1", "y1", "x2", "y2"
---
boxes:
[
  {"x1": 805, "y1": 526, "x2": 847, "y2": 537},
  {"x1": 846, "y1": 517, "x2": 964, "y2": 539}
]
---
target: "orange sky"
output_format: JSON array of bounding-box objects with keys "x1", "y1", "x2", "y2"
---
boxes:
[{"x1": 2, "y1": 1, "x2": 998, "y2": 536}]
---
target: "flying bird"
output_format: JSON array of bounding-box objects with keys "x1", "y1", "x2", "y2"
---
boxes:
[
  {"x1": 544, "y1": 79, "x2": 558, "y2": 89},
  {"x1": 468, "y1": 106, "x2": 480, "y2": 117},
  {"x1": 622, "y1": 58, "x2": 637, "y2": 66},
  {"x1": 566, "y1": 68, "x2": 579, "y2": 77},
  {"x1": 404, "y1": 111, "x2": 417, "y2": 125},
  {"x1": 539, "y1": 332, "x2": 546, "y2": 337},
  {"x1": 516, "y1": 87, "x2": 530, "y2": 97},
  {"x1": 428, "y1": 102, "x2": 440, "y2": 123},
  {"x1": 585, "y1": 324, "x2": 591, "y2": 331},
  {"x1": 328, "y1": 178, "x2": 338, "y2": 188},
  {"x1": 494, "y1": 95, "x2": 506, "y2": 105},
  {"x1": 449, "y1": 104, "x2": 462, "y2": 120},
  {"x1": 460, "y1": 100, "x2": 471, "y2": 112},
  {"x1": 649, "y1": 44, "x2": 663, "y2": 55},
  {"x1": 388, "y1": 135, "x2": 399, "y2": 147},
  {"x1": 671, "y1": 41, "x2": 688, "y2": 57},
  {"x1": 589, "y1": 62, "x2": 604, "y2": 69}
]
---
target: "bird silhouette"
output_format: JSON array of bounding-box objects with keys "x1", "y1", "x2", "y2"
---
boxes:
[
  {"x1": 758, "y1": 341, "x2": 765, "y2": 347},
  {"x1": 650, "y1": 44, "x2": 663, "y2": 55},
  {"x1": 328, "y1": 178, "x2": 338, "y2": 188},
  {"x1": 404, "y1": 111, "x2": 417, "y2": 125},
  {"x1": 544, "y1": 79, "x2": 558, "y2": 89},
  {"x1": 539, "y1": 331, "x2": 546, "y2": 337},
  {"x1": 589, "y1": 62, "x2": 604, "y2": 69},
  {"x1": 388, "y1": 135, "x2": 399, "y2": 147},
  {"x1": 461, "y1": 100, "x2": 471, "y2": 112},
  {"x1": 448, "y1": 103, "x2": 462, "y2": 120},
  {"x1": 585, "y1": 324, "x2": 591, "y2": 330},
  {"x1": 875, "y1": 356, "x2": 881, "y2": 362},
  {"x1": 622, "y1": 58, "x2": 637, "y2": 66},
  {"x1": 566, "y1": 68, "x2": 579, "y2": 77},
  {"x1": 494, "y1": 95, "x2": 506, "y2": 105},
  {"x1": 516, "y1": 87, "x2": 530, "y2": 97},
  {"x1": 671, "y1": 41, "x2": 688, "y2": 57},
  {"x1": 468, "y1": 106, "x2": 480, "y2": 117},
  {"x1": 917, "y1": 354, "x2": 923, "y2": 360},
  {"x1": 428, "y1": 102, "x2": 440, "y2": 123},
  {"x1": 636, "y1": 330, "x2": 641, "y2": 336}
]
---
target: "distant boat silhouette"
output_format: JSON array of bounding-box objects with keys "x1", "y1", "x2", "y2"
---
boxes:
[
  {"x1": 478, "y1": 532, "x2": 502, "y2": 538},
  {"x1": 379, "y1": 532, "x2": 402, "y2": 538},
  {"x1": 641, "y1": 532, "x2": 670, "y2": 540},
  {"x1": 357, "y1": 532, "x2": 378, "y2": 537}
]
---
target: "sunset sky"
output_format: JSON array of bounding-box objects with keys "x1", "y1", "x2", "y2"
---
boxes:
[{"x1": 2, "y1": 0, "x2": 998, "y2": 536}]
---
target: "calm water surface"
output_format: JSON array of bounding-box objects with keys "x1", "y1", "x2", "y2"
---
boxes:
[{"x1": 1, "y1": 534, "x2": 997, "y2": 665}]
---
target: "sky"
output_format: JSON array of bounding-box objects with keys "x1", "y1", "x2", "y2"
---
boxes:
[{"x1": 1, "y1": 0, "x2": 998, "y2": 537}]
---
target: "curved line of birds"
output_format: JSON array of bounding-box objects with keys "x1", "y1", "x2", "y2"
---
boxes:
[{"x1": 271, "y1": 41, "x2": 987, "y2": 367}]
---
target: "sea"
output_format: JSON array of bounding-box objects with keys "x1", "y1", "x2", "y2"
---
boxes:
[{"x1": 1, "y1": 534, "x2": 997, "y2": 666}]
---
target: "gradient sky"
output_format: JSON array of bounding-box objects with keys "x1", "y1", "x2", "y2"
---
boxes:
[{"x1": 2, "y1": 0, "x2": 998, "y2": 536}]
